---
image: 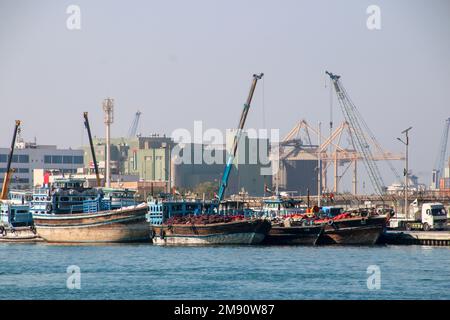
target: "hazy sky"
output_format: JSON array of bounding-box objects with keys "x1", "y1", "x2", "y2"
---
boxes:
[{"x1": 1, "y1": 0, "x2": 449, "y2": 190}]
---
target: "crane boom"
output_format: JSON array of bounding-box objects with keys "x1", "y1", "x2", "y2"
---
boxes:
[
  {"x1": 433, "y1": 117, "x2": 450, "y2": 185},
  {"x1": 127, "y1": 111, "x2": 142, "y2": 138},
  {"x1": 217, "y1": 73, "x2": 264, "y2": 202},
  {"x1": 1, "y1": 120, "x2": 21, "y2": 200},
  {"x1": 326, "y1": 71, "x2": 386, "y2": 196},
  {"x1": 83, "y1": 112, "x2": 102, "y2": 187}
]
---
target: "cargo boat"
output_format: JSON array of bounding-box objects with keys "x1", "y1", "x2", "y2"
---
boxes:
[
  {"x1": 148, "y1": 198, "x2": 271, "y2": 245},
  {"x1": 0, "y1": 190, "x2": 41, "y2": 242},
  {"x1": 31, "y1": 178, "x2": 150, "y2": 243},
  {"x1": 148, "y1": 73, "x2": 271, "y2": 245},
  {"x1": 262, "y1": 223, "x2": 324, "y2": 245},
  {"x1": 260, "y1": 196, "x2": 323, "y2": 245},
  {"x1": 316, "y1": 208, "x2": 388, "y2": 245}
]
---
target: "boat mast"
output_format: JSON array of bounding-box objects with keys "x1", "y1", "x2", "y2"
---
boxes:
[
  {"x1": 1, "y1": 120, "x2": 21, "y2": 200},
  {"x1": 217, "y1": 73, "x2": 264, "y2": 203},
  {"x1": 83, "y1": 112, "x2": 102, "y2": 187}
]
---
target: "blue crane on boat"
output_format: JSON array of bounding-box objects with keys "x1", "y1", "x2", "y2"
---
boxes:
[{"x1": 216, "y1": 73, "x2": 264, "y2": 203}]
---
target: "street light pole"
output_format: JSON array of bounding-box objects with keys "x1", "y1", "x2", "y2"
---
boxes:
[
  {"x1": 397, "y1": 126, "x2": 412, "y2": 219},
  {"x1": 317, "y1": 121, "x2": 322, "y2": 207}
]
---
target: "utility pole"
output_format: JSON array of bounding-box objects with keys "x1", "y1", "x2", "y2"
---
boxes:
[
  {"x1": 397, "y1": 127, "x2": 412, "y2": 219},
  {"x1": 352, "y1": 155, "x2": 357, "y2": 195},
  {"x1": 103, "y1": 98, "x2": 114, "y2": 188},
  {"x1": 317, "y1": 121, "x2": 322, "y2": 207}
]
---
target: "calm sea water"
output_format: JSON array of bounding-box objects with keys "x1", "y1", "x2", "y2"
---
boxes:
[{"x1": 0, "y1": 243, "x2": 449, "y2": 300}]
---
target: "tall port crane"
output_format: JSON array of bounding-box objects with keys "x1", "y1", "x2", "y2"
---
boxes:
[
  {"x1": 1, "y1": 120, "x2": 21, "y2": 200},
  {"x1": 217, "y1": 73, "x2": 264, "y2": 202},
  {"x1": 432, "y1": 117, "x2": 450, "y2": 188},
  {"x1": 83, "y1": 112, "x2": 102, "y2": 187},
  {"x1": 326, "y1": 71, "x2": 386, "y2": 196},
  {"x1": 127, "y1": 111, "x2": 142, "y2": 138}
]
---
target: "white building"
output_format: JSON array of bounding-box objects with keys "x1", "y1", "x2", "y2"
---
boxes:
[{"x1": 0, "y1": 140, "x2": 84, "y2": 189}]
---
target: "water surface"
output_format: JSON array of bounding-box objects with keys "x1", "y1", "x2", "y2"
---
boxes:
[{"x1": 0, "y1": 243, "x2": 449, "y2": 300}]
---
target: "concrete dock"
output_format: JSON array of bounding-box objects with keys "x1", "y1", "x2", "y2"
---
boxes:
[{"x1": 381, "y1": 230, "x2": 450, "y2": 246}]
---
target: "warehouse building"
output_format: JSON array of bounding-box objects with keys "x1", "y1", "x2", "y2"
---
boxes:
[{"x1": 0, "y1": 140, "x2": 84, "y2": 189}]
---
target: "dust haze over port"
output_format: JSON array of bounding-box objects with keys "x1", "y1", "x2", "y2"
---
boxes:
[{"x1": 0, "y1": 0, "x2": 450, "y2": 193}]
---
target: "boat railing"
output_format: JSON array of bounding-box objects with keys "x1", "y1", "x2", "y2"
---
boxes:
[
  {"x1": 100, "y1": 199, "x2": 112, "y2": 211},
  {"x1": 82, "y1": 200, "x2": 99, "y2": 213},
  {"x1": 70, "y1": 204, "x2": 85, "y2": 213}
]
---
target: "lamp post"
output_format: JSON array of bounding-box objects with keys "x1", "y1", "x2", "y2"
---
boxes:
[
  {"x1": 397, "y1": 126, "x2": 412, "y2": 219},
  {"x1": 317, "y1": 121, "x2": 322, "y2": 207}
]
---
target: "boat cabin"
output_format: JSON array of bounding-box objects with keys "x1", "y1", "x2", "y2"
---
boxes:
[
  {"x1": 0, "y1": 202, "x2": 33, "y2": 227},
  {"x1": 262, "y1": 197, "x2": 305, "y2": 218},
  {"x1": 102, "y1": 188, "x2": 138, "y2": 209},
  {"x1": 147, "y1": 198, "x2": 217, "y2": 225},
  {"x1": 321, "y1": 206, "x2": 343, "y2": 217},
  {"x1": 30, "y1": 178, "x2": 105, "y2": 215}
]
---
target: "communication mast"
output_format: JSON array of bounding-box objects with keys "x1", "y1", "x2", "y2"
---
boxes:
[{"x1": 103, "y1": 98, "x2": 114, "y2": 188}]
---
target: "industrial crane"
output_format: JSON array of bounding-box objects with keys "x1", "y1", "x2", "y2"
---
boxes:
[
  {"x1": 83, "y1": 112, "x2": 102, "y2": 187},
  {"x1": 127, "y1": 111, "x2": 142, "y2": 138},
  {"x1": 326, "y1": 71, "x2": 386, "y2": 196},
  {"x1": 217, "y1": 73, "x2": 264, "y2": 202},
  {"x1": 431, "y1": 117, "x2": 450, "y2": 188},
  {"x1": 1, "y1": 120, "x2": 21, "y2": 200}
]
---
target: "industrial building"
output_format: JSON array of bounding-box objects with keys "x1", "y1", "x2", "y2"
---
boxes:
[
  {"x1": 0, "y1": 139, "x2": 84, "y2": 189},
  {"x1": 82, "y1": 135, "x2": 175, "y2": 188},
  {"x1": 173, "y1": 132, "x2": 272, "y2": 197}
]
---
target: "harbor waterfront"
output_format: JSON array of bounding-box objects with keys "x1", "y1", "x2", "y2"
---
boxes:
[{"x1": 0, "y1": 243, "x2": 449, "y2": 300}]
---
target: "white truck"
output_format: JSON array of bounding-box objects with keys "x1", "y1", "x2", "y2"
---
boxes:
[{"x1": 389, "y1": 202, "x2": 448, "y2": 231}]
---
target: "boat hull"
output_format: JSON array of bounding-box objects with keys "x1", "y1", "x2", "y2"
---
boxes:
[
  {"x1": 33, "y1": 204, "x2": 150, "y2": 243},
  {"x1": 151, "y1": 219, "x2": 271, "y2": 245},
  {"x1": 0, "y1": 226, "x2": 43, "y2": 243},
  {"x1": 317, "y1": 216, "x2": 387, "y2": 245},
  {"x1": 262, "y1": 225, "x2": 324, "y2": 245}
]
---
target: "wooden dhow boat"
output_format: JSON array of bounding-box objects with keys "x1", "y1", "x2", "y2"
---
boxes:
[
  {"x1": 148, "y1": 198, "x2": 271, "y2": 245},
  {"x1": 30, "y1": 178, "x2": 150, "y2": 243},
  {"x1": 262, "y1": 221, "x2": 324, "y2": 245},
  {"x1": 0, "y1": 191, "x2": 42, "y2": 242},
  {"x1": 315, "y1": 207, "x2": 388, "y2": 245},
  {"x1": 260, "y1": 196, "x2": 323, "y2": 245}
]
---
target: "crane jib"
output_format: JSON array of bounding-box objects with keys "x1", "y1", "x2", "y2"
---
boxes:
[
  {"x1": 326, "y1": 71, "x2": 386, "y2": 197},
  {"x1": 217, "y1": 73, "x2": 263, "y2": 203}
]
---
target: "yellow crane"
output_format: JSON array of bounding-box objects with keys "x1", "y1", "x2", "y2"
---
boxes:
[{"x1": 1, "y1": 120, "x2": 21, "y2": 200}]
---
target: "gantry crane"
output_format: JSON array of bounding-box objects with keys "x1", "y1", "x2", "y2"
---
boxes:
[
  {"x1": 83, "y1": 112, "x2": 102, "y2": 187},
  {"x1": 127, "y1": 111, "x2": 142, "y2": 138},
  {"x1": 217, "y1": 73, "x2": 264, "y2": 202},
  {"x1": 432, "y1": 117, "x2": 450, "y2": 188},
  {"x1": 326, "y1": 71, "x2": 386, "y2": 196},
  {"x1": 1, "y1": 120, "x2": 21, "y2": 200}
]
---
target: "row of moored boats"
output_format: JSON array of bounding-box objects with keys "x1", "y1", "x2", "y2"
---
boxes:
[{"x1": 0, "y1": 177, "x2": 390, "y2": 246}]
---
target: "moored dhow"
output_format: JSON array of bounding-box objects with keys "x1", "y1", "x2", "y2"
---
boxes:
[
  {"x1": 31, "y1": 178, "x2": 150, "y2": 243},
  {"x1": 0, "y1": 190, "x2": 41, "y2": 242},
  {"x1": 315, "y1": 207, "x2": 388, "y2": 245},
  {"x1": 260, "y1": 196, "x2": 324, "y2": 245},
  {"x1": 262, "y1": 222, "x2": 324, "y2": 245},
  {"x1": 148, "y1": 198, "x2": 271, "y2": 245}
]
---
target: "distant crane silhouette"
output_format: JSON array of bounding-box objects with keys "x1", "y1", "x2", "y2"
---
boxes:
[
  {"x1": 431, "y1": 117, "x2": 450, "y2": 188},
  {"x1": 127, "y1": 111, "x2": 142, "y2": 138}
]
